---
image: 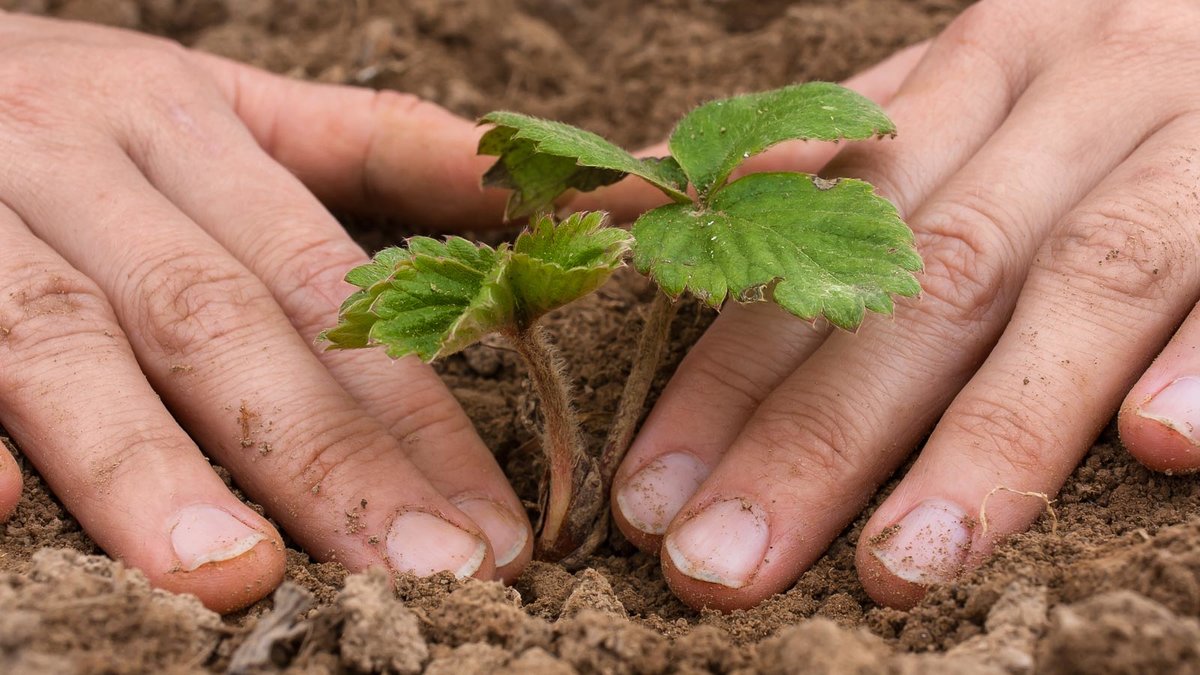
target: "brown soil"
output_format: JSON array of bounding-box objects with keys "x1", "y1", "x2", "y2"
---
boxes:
[{"x1": 3, "y1": 0, "x2": 1200, "y2": 673}]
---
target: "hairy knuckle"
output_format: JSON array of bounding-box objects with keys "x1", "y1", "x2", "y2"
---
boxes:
[{"x1": 132, "y1": 252, "x2": 272, "y2": 355}]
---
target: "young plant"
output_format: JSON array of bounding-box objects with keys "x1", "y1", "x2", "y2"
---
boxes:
[{"x1": 323, "y1": 83, "x2": 923, "y2": 565}]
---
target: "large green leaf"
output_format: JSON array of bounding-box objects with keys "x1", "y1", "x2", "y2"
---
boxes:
[
  {"x1": 321, "y1": 213, "x2": 632, "y2": 361},
  {"x1": 669, "y1": 83, "x2": 895, "y2": 198},
  {"x1": 479, "y1": 112, "x2": 689, "y2": 218},
  {"x1": 631, "y1": 173, "x2": 922, "y2": 330}
]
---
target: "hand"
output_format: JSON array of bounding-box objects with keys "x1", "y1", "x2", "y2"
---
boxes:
[
  {"x1": 608, "y1": 0, "x2": 1200, "y2": 610},
  {"x1": 0, "y1": 12, "x2": 532, "y2": 612}
]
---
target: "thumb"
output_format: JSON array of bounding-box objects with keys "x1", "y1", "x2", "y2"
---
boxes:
[{"x1": 188, "y1": 51, "x2": 507, "y2": 228}]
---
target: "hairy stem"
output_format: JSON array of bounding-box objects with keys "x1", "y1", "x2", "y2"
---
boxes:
[
  {"x1": 559, "y1": 290, "x2": 678, "y2": 568},
  {"x1": 600, "y1": 290, "x2": 678, "y2": 485},
  {"x1": 509, "y1": 324, "x2": 602, "y2": 561}
]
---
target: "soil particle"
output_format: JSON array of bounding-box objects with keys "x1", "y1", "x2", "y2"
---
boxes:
[
  {"x1": 555, "y1": 610, "x2": 669, "y2": 675},
  {"x1": 338, "y1": 571, "x2": 428, "y2": 674},
  {"x1": 559, "y1": 568, "x2": 627, "y2": 619},
  {"x1": 0, "y1": 549, "x2": 221, "y2": 674},
  {"x1": 427, "y1": 581, "x2": 553, "y2": 652},
  {"x1": 754, "y1": 618, "x2": 894, "y2": 674},
  {"x1": 1036, "y1": 591, "x2": 1200, "y2": 675}
]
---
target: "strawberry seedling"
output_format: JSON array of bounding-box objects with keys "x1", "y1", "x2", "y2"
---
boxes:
[{"x1": 323, "y1": 83, "x2": 923, "y2": 564}]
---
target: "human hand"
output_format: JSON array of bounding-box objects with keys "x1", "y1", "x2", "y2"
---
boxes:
[
  {"x1": 608, "y1": 0, "x2": 1200, "y2": 610},
  {"x1": 0, "y1": 12, "x2": 532, "y2": 612}
]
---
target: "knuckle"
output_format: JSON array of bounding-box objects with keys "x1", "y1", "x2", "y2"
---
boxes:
[
  {"x1": 744, "y1": 400, "x2": 859, "y2": 484},
  {"x1": 270, "y1": 237, "x2": 367, "y2": 334},
  {"x1": 0, "y1": 265, "x2": 121, "y2": 385},
  {"x1": 1048, "y1": 192, "x2": 1194, "y2": 305},
  {"x1": 945, "y1": 396, "x2": 1049, "y2": 477},
  {"x1": 681, "y1": 342, "x2": 779, "y2": 413},
  {"x1": 0, "y1": 50, "x2": 68, "y2": 134},
  {"x1": 131, "y1": 251, "x2": 274, "y2": 355},
  {"x1": 1094, "y1": 0, "x2": 1197, "y2": 50},
  {"x1": 281, "y1": 412, "x2": 393, "y2": 495},
  {"x1": 388, "y1": 374, "x2": 473, "y2": 442},
  {"x1": 369, "y1": 89, "x2": 428, "y2": 119},
  {"x1": 913, "y1": 196, "x2": 1015, "y2": 326}
]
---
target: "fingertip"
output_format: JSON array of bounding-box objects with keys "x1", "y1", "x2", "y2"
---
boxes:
[
  {"x1": 450, "y1": 495, "x2": 532, "y2": 583},
  {"x1": 855, "y1": 498, "x2": 972, "y2": 610},
  {"x1": 610, "y1": 451, "x2": 710, "y2": 555},
  {"x1": 854, "y1": 525, "x2": 929, "y2": 610},
  {"x1": 0, "y1": 441, "x2": 22, "y2": 521},
  {"x1": 1119, "y1": 390, "x2": 1200, "y2": 474},
  {"x1": 610, "y1": 489, "x2": 665, "y2": 554},
  {"x1": 658, "y1": 496, "x2": 784, "y2": 613},
  {"x1": 154, "y1": 514, "x2": 287, "y2": 614}
]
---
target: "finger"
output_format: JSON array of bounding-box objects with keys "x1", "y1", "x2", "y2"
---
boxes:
[
  {"x1": 573, "y1": 40, "x2": 933, "y2": 224},
  {"x1": 0, "y1": 436, "x2": 21, "y2": 521},
  {"x1": 611, "y1": 303, "x2": 829, "y2": 550},
  {"x1": 861, "y1": 113, "x2": 1200, "y2": 607},
  {"x1": 119, "y1": 80, "x2": 532, "y2": 579},
  {"x1": 186, "y1": 50, "x2": 507, "y2": 227},
  {"x1": 0, "y1": 205, "x2": 284, "y2": 612},
  {"x1": 656, "y1": 9, "x2": 1170, "y2": 610},
  {"x1": 4, "y1": 141, "x2": 497, "y2": 582}
]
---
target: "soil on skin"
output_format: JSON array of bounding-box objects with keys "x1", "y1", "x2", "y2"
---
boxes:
[{"x1": 3, "y1": 1, "x2": 1199, "y2": 673}]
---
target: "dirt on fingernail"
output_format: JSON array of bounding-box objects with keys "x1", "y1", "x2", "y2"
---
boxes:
[{"x1": 3, "y1": 1, "x2": 1200, "y2": 673}]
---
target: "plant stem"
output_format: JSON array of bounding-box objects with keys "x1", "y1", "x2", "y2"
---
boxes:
[
  {"x1": 600, "y1": 290, "x2": 678, "y2": 485},
  {"x1": 559, "y1": 290, "x2": 678, "y2": 567},
  {"x1": 509, "y1": 324, "x2": 602, "y2": 561}
]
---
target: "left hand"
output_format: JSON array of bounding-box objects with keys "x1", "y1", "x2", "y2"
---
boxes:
[{"x1": 604, "y1": 0, "x2": 1200, "y2": 610}]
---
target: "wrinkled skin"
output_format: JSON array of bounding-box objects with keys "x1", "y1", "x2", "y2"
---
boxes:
[{"x1": 1, "y1": 0, "x2": 1199, "y2": 614}]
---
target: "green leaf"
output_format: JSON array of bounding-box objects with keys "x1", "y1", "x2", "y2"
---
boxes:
[
  {"x1": 631, "y1": 173, "x2": 922, "y2": 330},
  {"x1": 669, "y1": 83, "x2": 895, "y2": 197},
  {"x1": 321, "y1": 213, "x2": 631, "y2": 361},
  {"x1": 479, "y1": 112, "x2": 689, "y2": 218},
  {"x1": 509, "y1": 211, "x2": 633, "y2": 327}
]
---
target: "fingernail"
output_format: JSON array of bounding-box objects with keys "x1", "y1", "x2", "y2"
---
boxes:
[
  {"x1": 386, "y1": 511, "x2": 487, "y2": 577},
  {"x1": 451, "y1": 496, "x2": 528, "y2": 567},
  {"x1": 871, "y1": 499, "x2": 970, "y2": 585},
  {"x1": 170, "y1": 505, "x2": 266, "y2": 572},
  {"x1": 1138, "y1": 376, "x2": 1200, "y2": 443},
  {"x1": 616, "y1": 452, "x2": 709, "y2": 535},
  {"x1": 664, "y1": 498, "x2": 769, "y2": 588}
]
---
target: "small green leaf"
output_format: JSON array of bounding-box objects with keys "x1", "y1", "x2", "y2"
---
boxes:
[
  {"x1": 322, "y1": 213, "x2": 631, "y2": 361},
  {"x1": 669, "y1": 83, "x2": 895, "y2": 197},
  {"x1": 631, "y1": 173, "x2": 922, "y2": 330},
  {"x1": 509, "y1": 212, "x2": 633, "y2": 327},
  {"x1": 479, "y1": 112, "x2": 689, "y2": 218}
]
